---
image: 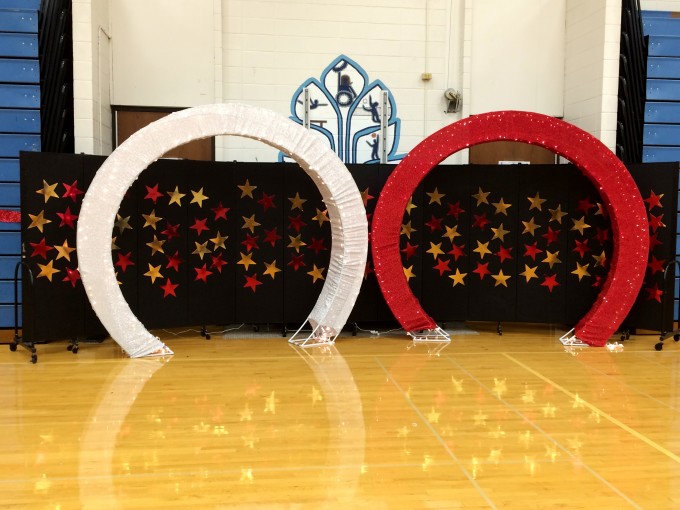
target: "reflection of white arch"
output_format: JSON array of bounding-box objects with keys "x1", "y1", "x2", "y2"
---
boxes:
[{"x1": 77, "y1": 103, "x2": 368, "y2": 357}]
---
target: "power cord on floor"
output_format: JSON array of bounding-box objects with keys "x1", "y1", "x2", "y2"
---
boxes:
[{"x1": 353, "y1": 323, "x2": 403, "y2": 337}]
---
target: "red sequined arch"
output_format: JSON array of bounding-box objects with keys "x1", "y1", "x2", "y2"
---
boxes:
[{"x1": 371, "y1": 111, "x2": 649, "y2": 346}]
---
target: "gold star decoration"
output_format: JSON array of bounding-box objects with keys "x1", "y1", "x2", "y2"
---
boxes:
[
  {"x1": 400, "y1": 221, "x2": 416, "y2": 239},
  {"x1": 472, "y1": 187, "x2": 490, "y2": 206},
  {"x1": 241, "y1": 214, "x2": 261, "y2": 233},
  {"x1": 519, "y1": 264, "x2": 538, "y2": 282},
  {"x1": 570, "y1": 216, "x2": 591, "y2": 235},
  {"x1": 115, "y1": 214, "x2": 133, "y2": 234},
  {"x1": 492, "y1": 198, "x2": 512, "y2": 216},
  {"x1": 426, "y1": 187, "x2": 445, "y2": 205},
  {"x1": 442, "y1": 225, "x2": 461, "y2": 242},
  {"x1": 193, "y1": 241, "x2": 212, "y2": 260},
  {"x1": 287, "y1": 234, "x2": 306, "y2": 252},
  {"x1": 167, "y1": 186, "x2": 186, "y2": 206},
  {"x1": 548, "y1": 204, "x2": 568, "y2": 224},
  {"x1": 54, "y1": 240, "x2": 75, "y2": 261},
  {"x1": 111, "y1": 236, "x2": 119, "y2": 251},
  {"x1": 142, "y1": 210, "x2": 162, "y2": 230},
  {"x1": 491, "y1": 223, "x2": 510, "y2": 242},
  {"x1": 312, "y1": 208, "x2": 330, "y2": 227},
  {"x1": 307, "y1": 264, "x2": 325, "y2": 283},
  {"x1": 190, "y1": 187, "x2": 209, "y2": 207},
  {"x1": 210, "y1": 231, "x2": 228, "y2": 250},
  {"x1": 28, "y1": 210, "x2": 52, "y2": 232},
  {"x1": 403, "y1": 265, "x2": 415, "y2": 281},
  {"x1": 263, "y1": 260, "x2": 281, "y2": 279},
  {"x1": 36, "y1": 180, "x2": 59, "y2": 203},
  {"x1": 542, "y1": 403, "x2": 557, "y2": 418},
  {"x1": 527, "y1": 192, "x2": 547, "y2": 211},
  {"x1": 427, "y1": 407, "x2": 440, "y2": 423},
  {"x1": 542, "y1": 250, "x2": 562, "y2": 269},
  {"x1": 144, "y1": 263, "x2": 163, "y2": 284},
  {"x1": 146, "y1": 235, "x2": 166, "y2": 256},
  {"x1": 288, "y1": 192, "x2": 307, "y2": 211},
  {"x1": 449, "y1": 268, "x2": 467, "y2": 287},
  {"x1": 237, "y1": 251, "x2": 256, "y2": 270},
  {"x1": 571, "y1": 262, "x2": 591, "y2": 281},
  {"x1": 405, "y1": 197, "x2": 417, "y2": 215},
  {"x1": 592, "y1": 251, "x2": 607, "y2": 267},
  {"x1": 473, "y1": 410, "x2": 488, "y2": 427},
  {"x1": 492, "y1": 269, "x2": 511, "y2": 287},
  {"x1": 36, "y1": 260, "x2": 60, "y2": 281},
  {"x1": 473, "y1": 240, "x2": 491, "y2": 259},
  {"x1": 238, "y1": 179, "x2": 257, "y2": 199},
  {"x1": 426, "y1": 242, "x2": 444, "y2": 259},
  {"x1": 522, "y1": 217, "x2": 540, "y2": 236}
]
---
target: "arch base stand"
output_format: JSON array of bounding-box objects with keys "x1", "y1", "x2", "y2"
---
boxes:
[
  {"x1": 559, "y1": 328, "x2": 588, "y2": 347},
  {"x1": 407, "y1": 326, "x2": 450, "y2": 343},
  {"x1": 289, "y1": 320, "x2": 340, "y2": 348}
]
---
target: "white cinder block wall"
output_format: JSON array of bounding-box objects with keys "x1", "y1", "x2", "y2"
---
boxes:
[{"x1": 72, "y1": 0, "x2": 673, "y2": 161}]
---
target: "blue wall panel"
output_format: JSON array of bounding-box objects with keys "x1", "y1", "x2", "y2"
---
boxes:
[
  {"x1": 644, "y1": 124, "x2": 680, "y2": 145},
  {"x1": 643, "y1": 146, "x2": 680, "y2": 162},
  {"x1": 647, "y1": 79, "x2": 680, "y2": 101},
  {"x1": 0, "y1": 256, "x2": 21, "y2": 279},
  {"x1": 0, "y1": 84, "x2": 39, "y2": 108},
  {"x1": 0, "y1": 183, "x2": 20, "y2": 207},
  {"x1": 648, "y1": 57, "x2": 680, "y2": 79},
  {"x1": 646, "y1": 101, "x2": 680, "y2": 122},
  {"x1": 2, "y1": 0, "x2": 39, "y2": 10},
  {"x1": 0, "y1": 231, "x2": 20, "y2": 253},
  {"x1": 643, "y1": 18, "x2": 680, "y2": 36},
  {"x1": 0, "y1": 32, "x2": 37, "y2": 58},
  {"x1": 0, "y1": 58, "x2": 38, "y2": 83},
  {"x1": 0, "y1": 304, "x2": 20, "y2": 327},
  {"x1": 0, "y1": 109, "x2": 39, "y2": 133},
  {"x1": 0, "y1": 9, "x2": 38, "y2": 33},
  {"x1": 0, "y1": 158, "x2": 19, "y2": 181},
  {"x1": 0, "y1": 133, "x2": 39, "y2": 156},
  {"x1": 649, "y1": 36, "x2": 680, "y2": 57},
  {"x1": 0, "y1": 280, "x2": 20, "y2": 303}
]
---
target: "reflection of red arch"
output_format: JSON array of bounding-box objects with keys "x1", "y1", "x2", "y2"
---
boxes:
[{"x1": 372, "y1": 111, "x2": 649, "y2": 346}]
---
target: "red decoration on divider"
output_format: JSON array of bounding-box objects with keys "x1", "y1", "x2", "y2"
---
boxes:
[{"x1": 371, "y1": 111, "x2": 649, "y2": 346}]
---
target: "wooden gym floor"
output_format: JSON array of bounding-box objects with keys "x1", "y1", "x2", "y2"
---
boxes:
[{"x1": 1, "y1": 323, "x2": 680, "y2": 509}]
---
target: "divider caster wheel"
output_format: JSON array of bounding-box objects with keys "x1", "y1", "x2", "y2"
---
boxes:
[
  {"x1": 674, "y1": 334, "x2": 680, "y2": 342},
  {"x1": 67, "y1": 344, "x2": 73, "y2": 351},
  {"x1": 30, "y1": 354, "x2": 37, "y2": 364},
  {"x1": 72, "y1": 345, "x2": 79, "y2": 354},
  {"x1": 655, "y1": 342, "x2": 664, "y2": 351},
  {"x1": 205, "y1": 333, "x2": 211, "y2": 340},
  {"x1": 9, "y1": 343, "x2": 17, "y2": 352}
]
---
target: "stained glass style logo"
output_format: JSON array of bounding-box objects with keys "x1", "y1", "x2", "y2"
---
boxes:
[{"x1": 280, "y1": 54, "x2": 404, "y2": 164}]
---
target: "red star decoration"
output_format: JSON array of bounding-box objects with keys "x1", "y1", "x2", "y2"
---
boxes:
[
  {"x1": 649, "y1": 213, "x2": 665, "y2": 233},
  {"x1": 241, "y1": 233, "x2": 259, "y2": 252},
  {"x1": 647, "y1": 256, "x2": 666, "y2": 275},
  {"x1": 594, "y1": 227, "x2": 610, "y2": 244},
  {"x1": 211, "y1": 201, "x2": 230, "y2": 221},
  {"x1": 62, "y1": 267, "x2": 80, "y2": 288},
  {"x1": 190, "y1": 217, "x2": 209, "y2": 236},
  {"x1": 649, "y1": 232, "x2": 663, "y2": 252},
  {"x1": 424, "y1": 215, "x2": 443, "y2": 232},
  {"x1": 644, "y1": 191, "x2": 664, "y2": 210},
  {"x1": 257, "y1": 192, "x2": 276, "y2": 212},
  {"x1": 210, "y1": 252, "x2": 227, "y2": 273},
  {"x1": 644, "y1": 283, "x2": 663, "y2": 303},
  {"x1": 447, "y1": 201, "x2": 465, "y2": 219},
  {"x1": 288, "y1": 214, "x2": 307, "y2": 233},
  {"x1": 62, "y1": 180, "x2": 84, "y2": 202},
  {"x1": 160, "y1": 278, "x2": 179, "y2": 297},
  {"x1": 473, "y1": 213, "x2": 491, "y2": 231},
  {"x1": 364, "y1": 261, "x2": 374, "y2": 279},
  {"x1": 288, "y1": 254, "x2": 306, "y2": 271},
  {"x1": 162, "y1": 222, "x2": 180, "y2": 240},
  {"x1": 576, "y1": 197, "x2": 595, "y2": 215},
  {"x1": 263, "y1": 227, "x2": 282, "y2": 247},
  {"x1": 495, "y1": 245, "x2": 513, "y2": 263},
  {"x1": 144, "y1": 184, "x2": 163, "y2": 203},
  {"x1": 573, "y1": 239, "x2": 591, "y2": 258},
  {"x1": 361, "y1": 188, "x2": 374, "y2": 207},
  {"x1": 30, "y1": 238, "x2": 53, "y2": 259},
  {"x1": 166, "y1": 251, "x2": 183, "y2": 272},
  {"x1": 472, "y1": 262, "x2": 490, "y2": 280},
  {"x1": 541, "y1": 227, "x2": 560, "y2": 245},
  {"x1": 308, "y1": 237, "x2": 327, "y2": 255},
  {"x1": 401, "y1": 242, "x2": 419, "y2": 260},
  {"x1": 541, "y1": 274, "x2": 560, "y2": 292},
  {"x1": 524, "y1": 242, "x2": 543, "y2": 261},
  {"x1": 448, "y1": 243, "x2": 466, "y2": 261},
  {"x1": 243, "y1": 274, "x2": 263, "y2": 292},
  {"x1": 115, "y1": 251, "x2": 135, "y2": 273},
  {"x1": 194, "y1": 263, "x2": 214, "y2": 283},
  {"x1": 592, "y1": 275, "x2": 603, "y2": 288},
  {"x1": 433, "y1": 258, "x2": 451, "y2": 276},
  {"x1": 57, "y1": 206, "x2": 78, "y2": 229}
]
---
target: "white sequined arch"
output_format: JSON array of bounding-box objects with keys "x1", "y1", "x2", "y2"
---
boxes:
[{"x1": 76, "y1": 103, "x2": 368, "y2": 358}]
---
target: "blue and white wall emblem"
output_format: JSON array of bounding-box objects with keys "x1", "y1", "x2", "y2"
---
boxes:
[{"x1": 280, "y1": 55, "x2": 404, "y2": 164}]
